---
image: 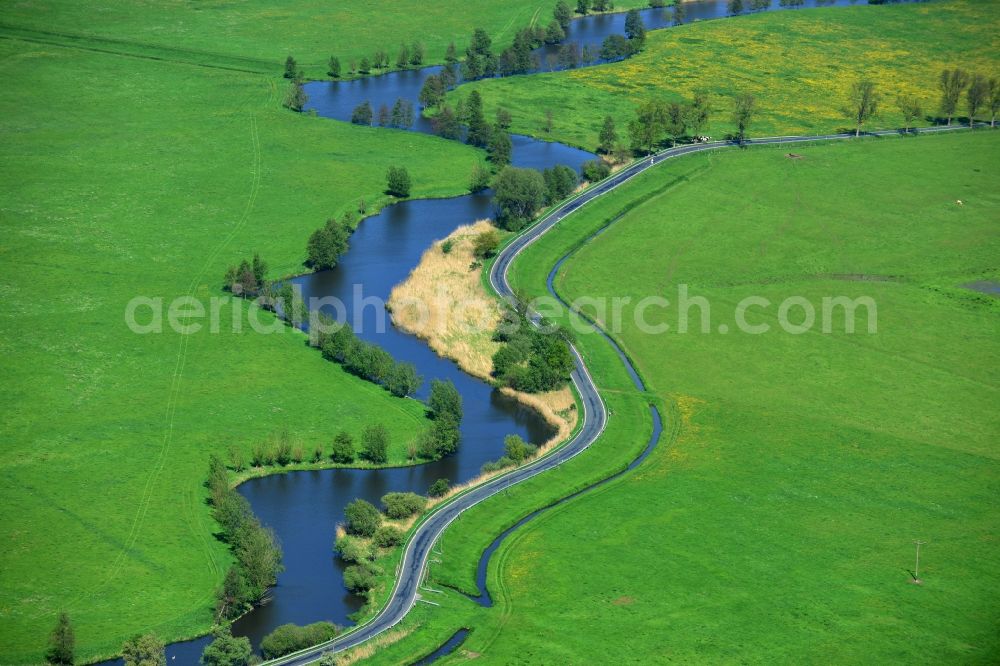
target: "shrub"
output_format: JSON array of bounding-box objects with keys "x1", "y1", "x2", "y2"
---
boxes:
[
  {"x1": 344, "y1": 499, "x2": 382, "y2": 537},
  {"x1": 441, "y1": 239, "x2": 454, "y2": 254},
  {"x1": 343, "y1": 564, "x2": 378, "y2": 594},
  {"x1": 473, "y1": 229, "x2": 501, "y2": 259},
  {"x1": 428, "y1": 379, "x2": 463, "y2": 422},
  {"x1": 543, "y1": 165, "x2": 579, "y2": 204},
  {"x1": 200, "y1": 626, "x2": 252, "y2": 666},
  {"x1": 481, "y1": 456, "x2": 516, "y2": 475},
  {"x1": 428, "y1": 478, "x2": 451, "y2": 498},
  {"x1": 381, "y1": 492, "x2": 426, "y2": 519},
  {"x1": 330, "y1": 431, "x2": 355, "y2": 463},
  {"x1": 334, "y1": 534, "x2": 373, "y2": 563},
  {"x1": 306, "y1": 215, "x2": 352, "y2": 271},
  {"x1": 386, "y1": 166, "x2": 412, "y2": 197},
  {"x1": 360, "y1": 424, "x2": 390, "y2": 463},
  {"x1": 582, "y1": 159, "x2": 611, "y2": 183},
  {"x1": 493, "y1": 166, "x2": 547, "y2": 231},
  {"x1": 504, "y1": 434, "x2": 538, "y2": 463},
  {"x1": 373, "y1": 525, "x2": 404, "y2": 548},
  {"x1": 311, "y1": 444, "x2": 324, "y2": 463},
  {"x1": 261, "y1": 622, "x2": 339, "y2": 659}
]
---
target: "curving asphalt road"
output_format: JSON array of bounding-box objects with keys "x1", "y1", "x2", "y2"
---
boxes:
[{"x1": 263, "y1": 124, "x2": 978, "y2": 665}]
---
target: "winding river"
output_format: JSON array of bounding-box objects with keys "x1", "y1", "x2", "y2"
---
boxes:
[{"x1": 106, "y1": 0, "x2": 883, "y2": 662}]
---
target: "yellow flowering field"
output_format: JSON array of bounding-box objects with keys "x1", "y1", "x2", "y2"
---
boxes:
[{"x1": 453, "y1": 0, "x2": 1000, "y2": 150}]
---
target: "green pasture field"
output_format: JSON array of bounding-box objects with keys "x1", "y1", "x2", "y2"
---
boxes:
[
  {"x1": 355, "y1": 131, "x2": 1000, "y2": 663},
  {"x1": 0, "y1": 30, "x2": 482, "y2": 663},
  {"x1": 0, "y1": 0, "x2": 647, "y2": 79}
]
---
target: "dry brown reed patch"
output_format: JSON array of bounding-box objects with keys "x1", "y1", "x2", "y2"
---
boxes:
[{"x1": 388, "y1": 220, "x2": 502, "y2": 381}]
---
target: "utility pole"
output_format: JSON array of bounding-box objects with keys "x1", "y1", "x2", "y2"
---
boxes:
[{"x1": 911, "y1": 540, "x2": 926, "y2": 585}]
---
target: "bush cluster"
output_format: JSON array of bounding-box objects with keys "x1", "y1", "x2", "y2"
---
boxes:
[
  {"x1": 481, "y1": 435, "x2": 540, "y2": 475},
  {"x1": 261, "y1": 622, "x2": 339, "y2": 660},
  {"x1": 492, "y1": 309, "x2": 574, "y2": 393},
  {"x1": 417, "y1": 380, "x2": 463, "y2": 459},
  {"x1": 317, "y1": 323, "x2": 422, "y2": 398},
  {"x1": 207, "y1": 456, "x2": 283, "y2": 621}
]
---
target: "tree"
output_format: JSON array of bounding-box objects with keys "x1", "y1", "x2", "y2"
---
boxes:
[
  {"x1": 283, "y1": 55, "x2": 298, "y2": 79},
  {"x1": 343, "y1": 564, "x2": 377, "y2": 593},
  {"x1": 391, "y1": 98, "x2": 414, "y2": 128},
  {"x1": 386, "y1": 166, "x2": 412, "y2": 197},
  {"x1": 473, "y1": 228, "x2": 501, "y2": 258},
  {"x1": 543, "y1": 165, "x2": 579, "y2": 204},
  {"x1": 377, "y1": 103, "x2": 390, "y2": 127},
  {"x1": 967, "y1": 73, "x2": 989, "y2": 127},
  {"x1": 201, "y1": 626, "x2": 252, "y2": 666},
  {"x1": 989, "y1": 77, "x2": 1000, "y2": 127},
  {"x1": 555, "y1": 1, "x2": 573, "y2": 29},
  {"x1": 344, "y1": 498, "x2": 382, "y2": 536},
  {"x1": 598, "y1": 115, "x2": 617, "y2": 153},
  {"x1": 381, "y1": 492, "x2": 427, "y2": 519},
  {"x1": 493, "y1": 167, "x2": 547, "y2": 230},
  {"x1": 122, "y1": 634, "x2": 166, "y2": 666},
  {"x1": 600, "y1": 34, "x2": 632, "y2": 61},
  {"x1": 469, "y1": 163, "x2": 491, "y2": 193},
  {"x1": 351, "y1": 101, "x2": 373, "y2": 125},
  {"x1": 582, "y1": 159, "x2": 611, "y2": 182},
  {"x1": 428, "y1": 478, "x2": 451, "y2": 497},
  {"x1": 847, "y1": 79, "x2": 879, "y2": 136},
  {"x1": 488, "y1": 129, "x2": 513, "y2": 166},
  {"x1": 896, "y1": 94, "x2": 922, "y2": 132},
  {"x1": 374, "y1": 525, "x2": 404, "y2": 548},
  {"x1": 410, "y1": 42, "x2": 425, "y2": 66},
  {"x1": 261, "y1": 623, "x2": 338, "y2": 660},
  {"x1": 728, "y1": 0, "x2": 744, "y2": 15},
  {"x1": 358, "y1": 57, "x2": 371, "y2": 75},
  {"x1": 419, "y1": 75, "x2": 445, "y2": 108},
  {"x1": 429, "y1": 379, "x2": 463, "y2": 422},
  {"x1": 234, "y1": 522, "x2": 283, "y2": 599},
  {"x1": 361, "y1": 423, "x2": 389, "y2": 463},
  {"x1": 496, "y1": 107, "x2": 513, "y2": 130},
  {"x1": 504, "y1": 434, "x2": 537, "y2": 463},
  {"x1": 683, "y1": 92, "x2": 712, "y2": 137},
  {"x1": 283, "y1": 81, "x2": 307, "y2": 112},
  {"x1": 306, "y1": 216, "x2": 351, "y2": 270},
  {"x1": 433, "y1": 105, "x2": 462, "y2": 140},
  {"x1": 557, "y1": 42, "x2": 579, "y2": 69},
  {"x1": 466, "y1": 91, "x2": 492, "y2": 147},
  {"x1": 628, "y1": 99, "x2": 669, "y2": 154},
  {"x1": 674, "y1": 0, "x2": 687, "y2": 24},
  {"x1": 576, "y1": 0, "x2": 590, "y2": 14},
  {"x1": 731, "y1": 93, "x2": 756, "y2": 145},
  {"x1": 545, "y1": 19, "x2": 566, "y2": 45},
  {"x1": 625, "y1": 9, "x2": 646, "y2": 47},
  {"x1": 386, "y1": 362, "x2": 421, "y2": 397},
  {"x1": 939, "y1": 68, "x2": 970, "y2": 125},
  {"x1": 396, "y1": 43, "x2": 410, "y2": 69},
  {"x1": 327, "y1": 56, "x2": 341, "y2": 78},
  {"x1": 46, "y1": 612, "x2": 74, "y2": 665},
  {"x1": 215, "y1": 566, "x2": 249, "y2": 621},
  {"x1": 331, "y1": 431, "x2": 355, "y2": 463}
]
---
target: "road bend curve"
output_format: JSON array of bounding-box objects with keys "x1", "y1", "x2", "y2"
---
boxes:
[{"x1": 263, "y1": 124, "x2": 977, "y2": 665}]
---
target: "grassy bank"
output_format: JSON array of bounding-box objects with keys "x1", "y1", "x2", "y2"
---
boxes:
[
  {"x1": 0, "y1": 0, "x2": 647, "y2": 79},
  {"x1": 0, "y1": 32, "x2": 483, "y2": 663},
  {"x1": 425, "y1": 131, "x2": 1000, "y2": 662},
  {"x1": 448, "y1": 0, "x2": 1000, "y2": 150}
]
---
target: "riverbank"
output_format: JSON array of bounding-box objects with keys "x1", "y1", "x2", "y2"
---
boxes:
[{"x1": 388, "y1": 221, "x2": 578, "y2": 445}]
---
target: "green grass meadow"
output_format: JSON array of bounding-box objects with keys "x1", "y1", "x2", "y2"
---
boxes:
[
  {"x1": 450, "y1": 0, "x2": 1000, "y2": 150},
  {"x1": 354, "y1": 132, "x2": 1000, "y2": 664},
  {"x1": 0, "y1": 0, "x2": 646, "y2": 79},
  {"x1": 0, "y1": 29, "x2": 483, "y2": 664}
]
